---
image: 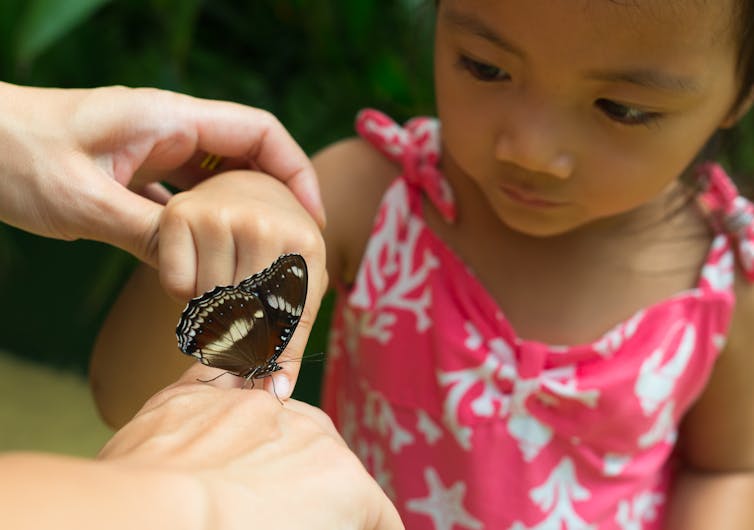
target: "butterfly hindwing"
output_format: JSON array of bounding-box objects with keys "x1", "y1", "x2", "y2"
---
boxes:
[{"x1": 176, "y1": 254, "x2": 308, "y2": 380}]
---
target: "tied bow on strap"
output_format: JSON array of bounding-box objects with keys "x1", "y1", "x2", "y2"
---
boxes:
[
  {"x1": 356, "y1": 109, "x2": 457, "y2": 223},
  {"x1": 698, "y1": 162, "x2": 754, "y2": 280}
]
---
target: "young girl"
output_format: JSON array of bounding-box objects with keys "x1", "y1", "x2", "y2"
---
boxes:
[{"x1": 92, "y1": 0, "x2": 754, "y2": 528}]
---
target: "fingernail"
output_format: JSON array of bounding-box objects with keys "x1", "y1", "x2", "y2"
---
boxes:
[
  {"x1": 271, "y1": 374, "x2": 291, "y2": 399},
  {"x1": 305, "y1": 180, "x2": 327, "y2": 228}
]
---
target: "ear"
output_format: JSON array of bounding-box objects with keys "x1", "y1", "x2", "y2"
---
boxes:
[{"x1": 721, "y1": 86, "x2": 754, "y2": 128}]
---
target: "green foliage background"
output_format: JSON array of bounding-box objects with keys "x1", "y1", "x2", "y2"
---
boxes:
[{"x1": 0, "y1": 0, "x2": 752, "y2": 405}]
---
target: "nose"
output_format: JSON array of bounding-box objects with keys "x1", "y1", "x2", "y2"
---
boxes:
[{"x1": 494, "y1": 106, "x2": 574, "y2": 180}]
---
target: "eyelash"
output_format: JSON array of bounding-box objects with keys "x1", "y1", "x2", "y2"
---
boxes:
[
  {"x1": 457, "y1": 55, "x2": 510, "y2": 82},
  {"x1": 457, "y1": 54, "x2": 664, "y2": 128},
  {"x1": 595, "y1": 99, "x2": 663, "y2": 127}
]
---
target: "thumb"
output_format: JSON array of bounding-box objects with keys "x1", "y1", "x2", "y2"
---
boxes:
[{"x1": 80, "y1": 177, "x2": 164, "y2": 267}]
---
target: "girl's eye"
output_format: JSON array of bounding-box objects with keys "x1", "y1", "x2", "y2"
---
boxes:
[
  {"x1": 458, "y1": 55, "x2": 510, "y2": 82},
  {"x1": 595, "y1": 98, "x2": 662, "y2": 126}
]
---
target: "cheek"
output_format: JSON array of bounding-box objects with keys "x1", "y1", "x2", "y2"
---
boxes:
[
  {"x1": 579, "y1": 113, "x2": 714, "y2": 204},
  {"x1": 579, "y1": 144, "x2": 683, "y2": 216},
  {"x1": 436, "y1": 83, "x2": 498, "y2": 172},
  {"x1": 438, "y1": 108, "x2": 496, "y2": 181}
]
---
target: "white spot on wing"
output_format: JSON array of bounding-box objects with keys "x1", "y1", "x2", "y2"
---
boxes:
[
  {"x1": 267, "y1": 295, "x2": 279, "y2": 309},
  {"x1": 203, "y1": 318, "x2": 253, "y2": 352}
]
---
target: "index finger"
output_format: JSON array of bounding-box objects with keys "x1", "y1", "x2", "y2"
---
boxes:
[{"x1": 183, "y1": 96, "x2": 326, "y2": 228}]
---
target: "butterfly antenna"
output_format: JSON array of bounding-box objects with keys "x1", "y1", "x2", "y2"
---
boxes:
[
  {"x1": 196, "y1": 371, "x2": 232, "y2": 384},
  {"x1": 276, "y1": 351, "x2": 326, "y2": 366},
  {"x1": 269, "y1": 375, "x2": 284, "y2": 405}
]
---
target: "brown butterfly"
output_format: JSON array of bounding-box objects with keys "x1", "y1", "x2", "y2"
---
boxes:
[{"x1": 176, "y1": 253, "x2": 307, "y2": 383}]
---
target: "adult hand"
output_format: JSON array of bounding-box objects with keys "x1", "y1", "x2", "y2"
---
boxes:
[
  {"x1": 99, "y1": 364, "x2": 404, "y2": 530},
  {"x1": 0, "y1": 82, "x2": 325, "y2": 266}
]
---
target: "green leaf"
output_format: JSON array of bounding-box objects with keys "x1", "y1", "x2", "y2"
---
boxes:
[{"x1": 15, "y1": 0, "x2": 113, "y2": 66}]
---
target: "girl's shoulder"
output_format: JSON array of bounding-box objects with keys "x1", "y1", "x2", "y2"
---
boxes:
[{"x1": 313, "y1": 136, "x2": 402, "y2": 285}]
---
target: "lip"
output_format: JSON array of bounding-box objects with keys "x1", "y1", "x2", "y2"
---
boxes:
[{"x1": 499, "y1": 184, "x2": 568, "y2": 208}]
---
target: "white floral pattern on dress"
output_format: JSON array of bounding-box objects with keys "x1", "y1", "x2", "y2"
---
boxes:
[
  {"x1": 615, "y1": 491, "x2": 665, "y2": 530},
  {"x1": 509, "y1": 459, "x2": 594, "y2": 530},
  {"x1": 406, "y1": 467, "x2": 483, "y2": 530}
]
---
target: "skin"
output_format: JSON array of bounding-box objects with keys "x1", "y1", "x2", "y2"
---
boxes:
[
  {"x1": 92, "y1": 0, "x2": 754, "y2": 526},
  {"x1": 4, "y1": 364, "x2": 403, "y2": 530}
]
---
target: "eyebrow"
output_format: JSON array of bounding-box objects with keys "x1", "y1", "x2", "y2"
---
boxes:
[
  {"x1": 584, "y1": 68, "x2": 702, "y2": 94},
  {"x1": 442, "y1": 8, "x2": 525, "y2": 57},
  {"x1": 442, "y1": 8, "x2": 702, "y2": 95}
]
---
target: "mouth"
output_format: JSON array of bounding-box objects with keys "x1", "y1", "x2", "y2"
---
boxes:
[{"x1": 499, "y1": 184, "x2": 568, "y2": 208}]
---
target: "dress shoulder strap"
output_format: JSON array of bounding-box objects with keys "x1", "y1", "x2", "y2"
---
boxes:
[
  {"x1": 697, "y1": 162, "x2": 754, "y2": 281},
  {"x1": 355, "y1": 109, "x2": 456, "y2": 222}
]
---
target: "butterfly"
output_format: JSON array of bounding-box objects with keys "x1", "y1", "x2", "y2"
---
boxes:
[{"x1": 176, "y1": 253, "x2": 307, "y2": 384}]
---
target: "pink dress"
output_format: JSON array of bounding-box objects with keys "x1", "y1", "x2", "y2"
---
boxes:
[{"x1": 321, "y1": 109, "x2": 754, "y2": 529}]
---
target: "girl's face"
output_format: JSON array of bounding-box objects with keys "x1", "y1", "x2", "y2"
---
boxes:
[{"x1": 435, "y1": 0, "x2": 752, "y2": 236}]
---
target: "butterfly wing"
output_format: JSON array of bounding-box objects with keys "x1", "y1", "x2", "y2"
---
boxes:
[
  {"x1": 239, "y1": 253, "x2": 308, "y2": 366},
  {"x1": 176, "y1": 285, "x2": 274, "y2": 376},
  {"x1": 176, "y1": 253, "x2": 308, "y2": 379}
]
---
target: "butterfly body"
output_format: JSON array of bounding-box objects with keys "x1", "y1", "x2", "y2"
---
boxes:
[{"x1": 176, "y1": 254, "x2": 308, "y2": 382}]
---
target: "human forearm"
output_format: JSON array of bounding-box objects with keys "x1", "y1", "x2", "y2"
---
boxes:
[
  {"x1": 0, "y1": 452, "x2": 205, "y2": 530},
  {"x1": 664, "y1": 468, "x2": 754, "y2": 529}
]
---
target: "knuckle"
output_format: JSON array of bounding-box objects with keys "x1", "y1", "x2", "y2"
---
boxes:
[
  {"x1": 163, "y1": 193, "x2": 225, "y2": 233},
  {"x1": 132, "y1": 86, "x2": 164, "y2": 98},
  {"x1": 135, "y1": 86, "x2": 182, "y2": 108},
  {"x1": 255, "y1": 108, "x2": 279, "y2": 128},
  {"x1": 141, "y1": 382, "x2": 200, "y2": 412},
  {"x1": 292, "y1": 401, "x2": 338, "y2": 431},
  {"x1": 229, "y1": 389, "x2": 280, "y2": 420},
  {"x1": 240, "y1": 213, "x2": 275, "y2": 240},
  {"x1": 297, "y1": 228, "x2": 325, "y2": 254},
  {"x1": 162, "y1": 191, "x2": 194, "y2": 218}
]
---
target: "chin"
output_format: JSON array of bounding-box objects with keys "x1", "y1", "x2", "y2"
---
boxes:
[{"x1": 497, "y1": 211, "x2": 583, "y2": 238}]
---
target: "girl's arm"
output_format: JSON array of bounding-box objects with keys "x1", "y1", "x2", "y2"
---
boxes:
[
  {"x1": 665, "y1": 275, "x2": 754, "y2": 528},
  {"x1": 665, "y1": 470, "x2": 754, "y2": 528},
  {"x1": 91, "y1": 138, "x2": 399, "y2": 427}
]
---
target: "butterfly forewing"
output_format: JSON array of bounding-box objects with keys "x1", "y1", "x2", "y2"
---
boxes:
[
  {"x1": 176, "y1": 254, "x2": 308, "y2": 380},
  {"x1": 239, "y1": 254, "x2": 307, "y2": 361}
]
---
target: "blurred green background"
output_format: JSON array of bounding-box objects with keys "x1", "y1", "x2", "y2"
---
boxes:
[{"x1": 0, "y1": 0, "x2": 753, "y2": 453}]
